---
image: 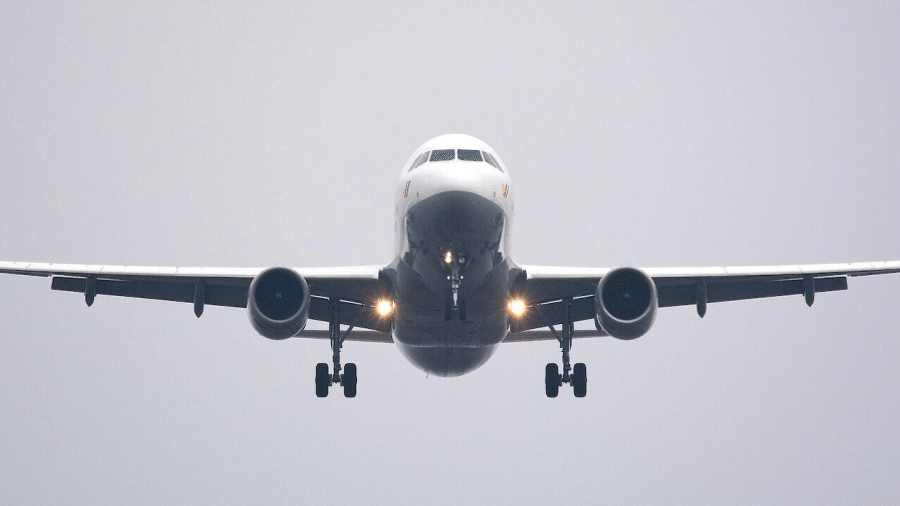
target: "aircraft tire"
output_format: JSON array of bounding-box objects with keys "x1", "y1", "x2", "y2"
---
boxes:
[
  {"x1": 573, "y1": 363, "x2": 587, "y2": 398},
  {"x1": 343, "y1": 363, "x2": 357, "y2": 398},
  {"x1": 315, "y1": 362, "x2": 330, "y2": 398},
  {"x1": 545, "y1": 363, "x2": 559, "y2": 398}
]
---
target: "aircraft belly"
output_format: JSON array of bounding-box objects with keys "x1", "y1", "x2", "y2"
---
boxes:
[
  {"x1": 394, "y1": 341, "x2": 498, "y2": 377},
  {"x1": 391, "y1": 257, "x2": 511, "y2": 347},
  {"x1": 390, "y1": 286, "x2": 506, "y2": 376}
]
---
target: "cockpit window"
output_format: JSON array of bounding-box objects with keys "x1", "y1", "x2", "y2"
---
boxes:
[
  {"x1": 430, "y1": 149, "x2": 455, "y2": 162},
  {"x1": 482, "y1": 152, "x2": 503, "y2": 171},
  {"x1": 457, "y1": 149, "x2": 483, "y2": 162},
  {"x1": 409, "y1": 151, "x2": 430, "y2": 171}
]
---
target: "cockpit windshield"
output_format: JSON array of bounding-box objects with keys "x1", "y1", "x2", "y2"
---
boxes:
[
  {"x1": 409, "y1": 151, "x2": 430, "y2": 171},
  {"x1": 457, "y1": 149, "x2": 482, "y2": 162},
  {"x1": 408, "y1": 148, "x2": 503, "y2": 172},
  {"x1": 429, "y1": 149, "x2": 455, "y2": 162},
  {"x1": 482, "y1": 152, "x2": 502, "y2": 171}
]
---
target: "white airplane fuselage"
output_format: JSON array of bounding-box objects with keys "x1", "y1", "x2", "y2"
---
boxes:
[{"x1": 386, "y1": 134, "x2": 518, "y2": 376}]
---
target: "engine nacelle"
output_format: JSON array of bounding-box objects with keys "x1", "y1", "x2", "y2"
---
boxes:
[
  {"x1": 247, "y1": 267, "x2": 310, "y2": 340},
  {"x1": 594, "y1": 267, "x2": 658, "y2": 340}
]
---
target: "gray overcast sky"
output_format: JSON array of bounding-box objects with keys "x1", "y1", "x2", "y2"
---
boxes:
[{"x1": 2, "y1": 2, "x2": 900, "y2": 504}]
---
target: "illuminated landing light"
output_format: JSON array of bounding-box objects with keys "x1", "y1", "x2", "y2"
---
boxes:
[
  {"x1": 444, "y1": 251, "x2": 454, "y2": 265},
  {"x1": 508, "y1": 298, "x2": 527, "y2": 318},
  {"x1": 376, "y1": 299, "x2": 395, "y2": 317}
]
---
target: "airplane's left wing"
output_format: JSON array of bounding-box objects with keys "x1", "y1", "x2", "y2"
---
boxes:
[
  {"x1": 0, "y1": 261, "x2": 394, "y2": 340},
  {"x1": 509, "y1": 261, "x2": 900, "y2": 335}
]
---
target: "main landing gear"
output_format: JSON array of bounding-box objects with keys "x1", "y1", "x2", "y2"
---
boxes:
[
  {"x1": 315, "y1": 298, "x2": 357, "y2": 398},
  {"x1": 544, "y1": 298, "x2": 587, "y2": 398}
]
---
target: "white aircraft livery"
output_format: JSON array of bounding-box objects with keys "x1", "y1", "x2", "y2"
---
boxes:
[{"x1": 3, "y1": 133, "x2": 899, "y2": 398}]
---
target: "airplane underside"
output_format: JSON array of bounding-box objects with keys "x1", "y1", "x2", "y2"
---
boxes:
[{"x1": 394, "y1": 342, "x2": 499, "y2": 377}]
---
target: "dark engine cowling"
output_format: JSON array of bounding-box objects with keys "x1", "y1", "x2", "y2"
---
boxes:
[
  {"x1": 247, "y1": 267, "x2": 310, "y2": 340},
  {"x1": 594, "y1": 267, "x2": 658, "y2": 340}
]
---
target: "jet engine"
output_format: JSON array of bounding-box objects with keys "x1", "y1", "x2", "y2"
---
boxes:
[
  {"x1": 594, "y1": 267, "x2": 658, "y2": 340},
  {"x1": 247, "y1": 267, "x2": 310, "y2": 340}
]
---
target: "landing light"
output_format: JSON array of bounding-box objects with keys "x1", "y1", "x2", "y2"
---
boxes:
[
  {"x1": 376, "y1": 299, "x2": 395, "y2": 317},
  {"x1": 443, "y1": 251, "x2": 454, "y2": 265},
  {"x1": 508, "y1": 298, "x2": 527, "y2": 318}
]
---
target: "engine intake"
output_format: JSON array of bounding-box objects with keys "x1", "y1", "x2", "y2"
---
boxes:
[
  {"x1": 247, "y1": 267, "x2": 310, "y2": 340},
  {"x1": 595, "y1": 267, "x2": 658, "y2": 340}
]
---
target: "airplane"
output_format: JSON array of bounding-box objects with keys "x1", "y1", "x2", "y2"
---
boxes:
[{"x1": 2, "y1": 133, "x2": 899, "y2": 398}]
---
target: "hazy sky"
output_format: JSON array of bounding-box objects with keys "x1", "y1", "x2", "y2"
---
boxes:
[{"x1": 2, "y1": 2, "x2": 900, "y2": 504}]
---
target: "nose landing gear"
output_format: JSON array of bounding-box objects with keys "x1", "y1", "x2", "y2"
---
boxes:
[{"x1": 443, "y1": 250, "x2": 468, "y2": 322}]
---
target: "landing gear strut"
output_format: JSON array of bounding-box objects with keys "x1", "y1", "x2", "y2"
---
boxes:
[
  {"x1": 444, "y1": 255, "x2": 466, "y2": 321},
  {"x1": 441, "y1": 249, "x2": 469, "y2": 321},
  {"x1": 315, "y1": 297, "x2": 357, "y2": 398},
  {"x1": 544, "y1": 297, "x2": 587, "y2": 398}
]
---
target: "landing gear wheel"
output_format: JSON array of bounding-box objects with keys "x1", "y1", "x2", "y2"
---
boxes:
[
  {"x1": 545, "y1": 363, "x2": 560, "y2": 398},
  {"x1": 572, "y1": 363, "x2": 587, "y2": 398},
  {"x1": 342, "y1": 363, "x2": 357, "y2": 398},
  {"x1": 315, "y1": 362, "x2": 330, "y2": 398}
]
